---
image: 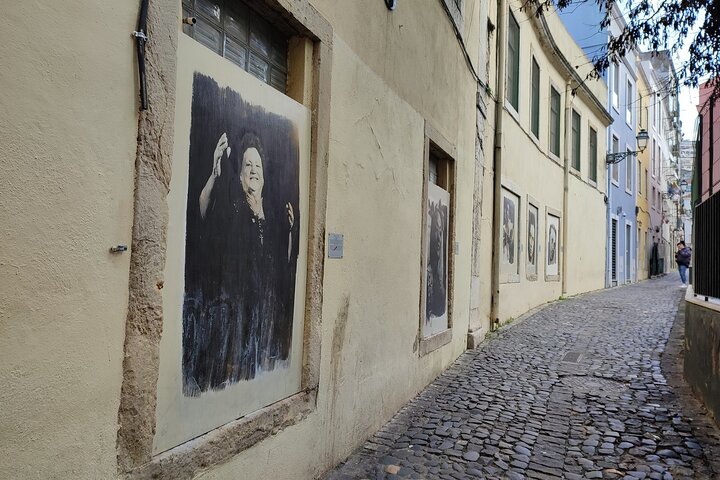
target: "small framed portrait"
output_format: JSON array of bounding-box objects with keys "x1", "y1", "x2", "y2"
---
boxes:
[
  {"x1": 500, "y1": 187, "x2": 520, "y2": 282},
  {"x1": 546, "y1": 210, "x2": 560, "y2": 280},
  {"x1": 526, "y1": 200, "x2": 539, "y2": 280}
]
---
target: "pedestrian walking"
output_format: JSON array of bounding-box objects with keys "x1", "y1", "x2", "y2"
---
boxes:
[{"x1": 675, "y1": 241, "x2": 692, "y2": 287}]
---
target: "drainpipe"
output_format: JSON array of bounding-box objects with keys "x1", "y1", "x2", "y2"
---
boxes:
[
  {"x1": 562, "y1": 80, "x2": 572, "y2": 295},
  {"x1": 606, "y1": 126, "x2": 612, "y2": 286},
  {"x1": 489, "y1": 0, "x2": 507, "y2": 330}
]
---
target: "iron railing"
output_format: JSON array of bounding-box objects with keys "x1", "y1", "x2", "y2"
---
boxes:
[{"x1": 693, "y1": 191, "x2": 720, "y2": 298}]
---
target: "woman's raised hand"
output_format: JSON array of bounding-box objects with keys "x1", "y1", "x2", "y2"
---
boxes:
[
  {"x1": 212, "y1": 133, "x2": 230, "y2": 177},
  {"x1": 286, "y1": 203, "x2": 295, "y2": 230}
]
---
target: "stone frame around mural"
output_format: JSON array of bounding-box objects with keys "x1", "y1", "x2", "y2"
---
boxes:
[
  {"x1": 115, "y1": 1, "x2": 333, "y2": 478},
  {"x1": 418, "y1": 121, "x2": 457, "y2": 357}
]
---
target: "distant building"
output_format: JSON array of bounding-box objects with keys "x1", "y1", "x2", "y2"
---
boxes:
[
  {"x1": 636, "y1": 51, "x2": 681, "y2": 277},
  {"x1": 678, "y1": 139, "x2": 695, "y2": 246},
  {"x1": 693, "y1": 79, "x2": 720, "y2": 298}
]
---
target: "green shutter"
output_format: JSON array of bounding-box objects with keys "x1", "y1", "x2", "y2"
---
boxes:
[
  {"x1": 507, "y1": 12, "x2": 520, "y2": 110},
  {"x1": 572, "y1": 110, "x2": 581, "y2": 171},
  {"x1": 589, "y1": 128, "x2": 598, "y2": 182},
  {"x1": 531, "y1": 59, "x2": 540, "y2": 137},
  {"x1": 550, "y1": 87, "x2": 560, "y2": 156}
]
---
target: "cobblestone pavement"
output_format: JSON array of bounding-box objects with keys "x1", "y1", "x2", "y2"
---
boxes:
[{"x1": 325, "y1": 277, "x2": 720, "y2": 480}]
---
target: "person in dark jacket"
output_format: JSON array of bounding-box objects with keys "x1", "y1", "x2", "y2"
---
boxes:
[{"x1": 675, "y1": 241, "x2": 692, "y2": 287}]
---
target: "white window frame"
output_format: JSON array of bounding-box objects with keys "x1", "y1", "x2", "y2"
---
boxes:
[
  {"x1": 612, "y1": 64, "x2": 620, "y2": 111},
  {"x1": 625, "y1": 145, "x2": 633, "y2": 194},
  {"x1": 611, "y1": 134, "x2": 620, "y2": 185},
  {"x1": 625, "y1": 78, "x2": 633, "y2": 126}
]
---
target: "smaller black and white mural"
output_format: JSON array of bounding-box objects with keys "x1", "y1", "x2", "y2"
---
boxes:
[
  {"x1": 424, "y1": 182, "x2": 450, "y2": 337},
  {"x1": 527, "y1": 203, "x2": 538, "y2": 276},
  {"x1": 501, "y1": 188, "x2": 520, "y2": 277},
  {"x1": 546, "y1": 213, "x2": 560, "y2": 277}
]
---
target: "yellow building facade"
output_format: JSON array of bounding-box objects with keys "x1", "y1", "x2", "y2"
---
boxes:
[
  {"x1": 635, "y1": 67, "x2": 652, "y2": 281},
  {"x1": 475, "y1": 0, "x2": 612, "y2": 326}
]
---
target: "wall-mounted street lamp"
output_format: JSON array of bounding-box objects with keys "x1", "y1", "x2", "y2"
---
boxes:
[{"x1": 606, "y1": 129, "x2": 650, "y2": 164}]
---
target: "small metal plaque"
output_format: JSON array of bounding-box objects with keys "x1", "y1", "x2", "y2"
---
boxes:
[{"x1": 328, "y1": 233, "x2": 344, "y2": 259}]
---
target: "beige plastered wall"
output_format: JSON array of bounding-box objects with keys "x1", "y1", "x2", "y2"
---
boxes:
[
  {"x1": 0, "y1": 2, "x2": 139, "y2": 479},
  {"x1": 481, "y1": 0, "x2": 609, "y2": 323}
]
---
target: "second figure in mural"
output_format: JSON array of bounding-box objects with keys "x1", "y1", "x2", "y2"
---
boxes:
[
  {"x1": 502, "y1": 197, "x2": 516, "y2": 264},
  {"x1": 427, "y1": 201, "x2": 447, "y2": 320}
]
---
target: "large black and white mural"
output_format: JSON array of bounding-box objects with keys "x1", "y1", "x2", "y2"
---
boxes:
[
  {"x1": 424, "y1": 183, "x2": 450, "y2": 337},
  {"x1": 154, "y1": 36, "x2": 309, "y2": 453},
  {"x1": 182, "y1": 72, "x2": 300, "y2": 395}
]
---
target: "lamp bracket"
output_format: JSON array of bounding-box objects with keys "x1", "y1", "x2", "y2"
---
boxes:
[{"x1": 606, "y1": 150, "x2": 640, "y2": 165}]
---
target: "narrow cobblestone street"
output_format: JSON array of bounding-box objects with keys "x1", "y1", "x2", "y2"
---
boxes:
[{"x1": 326, "y1": 277, "x2": 720, "y2": 480}]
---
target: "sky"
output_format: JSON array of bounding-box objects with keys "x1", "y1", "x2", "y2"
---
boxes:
[
  {"x1": 674, "y1": 25, "x2": 701, "y2": 141},
  {"x1": 678, "y1": 85, "x2": 698, "y2": 141}
]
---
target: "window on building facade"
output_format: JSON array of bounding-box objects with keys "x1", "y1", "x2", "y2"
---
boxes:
[
  {"x1": 612, "y1": 64, "x2": 620, "y2": 110},
  {"x1": 645, "y1": 168, "x2": 649, "y2": 195},
  {"x1": 181, "y1": 0, "x2": 289, "y2": 93},
  {"x1": 507, "y1": 10, "x2": 520, "y2": 111},
  {"x1": 571, "y1": 110, "x2": 581, "y2": 171},
  {"x1": 649, "y1": 101, "x2": 654, "y2": 128},
  {"x1": 638, "y1": 159, "x2": 642, "y2": 194},
  {"x1": 612, "y1": 136, "x2": 619, "y2": 183},
  {"x1": 531, "y1": 58, "x2": 540, "y2": 138},
  {"x1": 656, "y1": 145, "x2": 661, "y2": 177},
  {"x1": 626, "y1": 80, "x2": 633, "y2": 124},
  {"x1": 589, "y1": 127, "x2": 598, "y2": 182},
  {"x1": 626, "y1": 148, "x2": 632, "y2": 192},
  {"x1": 549, "y1": 87, "x2": 561, "y2": 156}
]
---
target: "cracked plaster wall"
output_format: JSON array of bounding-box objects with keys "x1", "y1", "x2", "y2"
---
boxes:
[{"x1": 0, "y1": 1, "x2": 140, "y2": 478}]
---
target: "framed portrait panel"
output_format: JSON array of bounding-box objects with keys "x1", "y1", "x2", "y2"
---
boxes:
[
  {"x1": 545, "y1": 210, "x2": 560, "y2": 281},
  {"x1": 500, "y1": 187, "x2": 520, "y2": 283},
  {"x1": 526, "y1": 199, "x2": 539, "y2": 280}
]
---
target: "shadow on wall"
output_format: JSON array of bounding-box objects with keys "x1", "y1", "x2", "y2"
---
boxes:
[{"x1": 684, "y1": 292, "x2": 720, "y2": 425}]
